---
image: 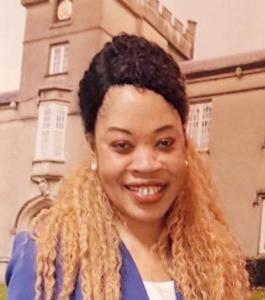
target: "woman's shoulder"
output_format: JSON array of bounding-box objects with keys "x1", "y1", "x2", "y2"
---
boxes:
[
  {"x1": 5, "y1": 231, "x2": 37, "y2": 299},
  {"x1": 9, "y1": 230, "x2": 35, "y2": 254},
  {"x1": 6, "y1": 231, "x2": 83, "y2": 299},
  {"x1": 6, "y1": 231, "x2": 36, "y2": 280}
]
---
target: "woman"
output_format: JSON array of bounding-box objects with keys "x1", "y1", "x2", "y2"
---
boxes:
[{"x1": 6, "y1": 33, "x2": 250, "y2": 299}]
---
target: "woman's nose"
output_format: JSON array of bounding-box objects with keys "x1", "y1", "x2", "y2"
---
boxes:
[{"x1": 130, "y1": 148, "x2": 162, "y2": 173}]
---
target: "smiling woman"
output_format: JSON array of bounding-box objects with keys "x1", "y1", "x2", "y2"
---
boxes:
[
  {"x1": 6, "y1": 33, "x2": 250, "y2": 300},
  {"x1": 91, "y1": 85, "x2": 187, "y2": 226}
]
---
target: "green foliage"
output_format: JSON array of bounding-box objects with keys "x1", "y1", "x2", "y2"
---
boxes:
[
  {"x1": 251, "y1": 290, "x2": 265, "y2": 300},
  {"x1": 0, "y1": 284, "x2": 6, "y2": 300}
]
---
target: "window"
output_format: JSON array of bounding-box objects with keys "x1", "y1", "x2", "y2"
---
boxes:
[
  {"x1": 259, "y1": 192, "x2": 265, "y2": 254},
  {"x1": 48, "y1": 43, "x2": 69, "y2": 75},
  {"x1": 55, "y1": 0, "x2": 73, "y2": 22},
  {"x1": 35, "y1": 104, "x2": 68, "y2": 161},
  {"x1": 187, "y1": 101, "x2": 212, "y2": 151}
]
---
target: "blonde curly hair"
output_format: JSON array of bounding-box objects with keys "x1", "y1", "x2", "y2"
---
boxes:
[{"x1": 31, "y1": 139, "x2": 250, "y2": 300}]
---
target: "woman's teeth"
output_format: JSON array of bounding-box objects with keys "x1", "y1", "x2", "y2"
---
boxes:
[{"x1": 128, "y1": 186, "x2": 162, "y2": 196}]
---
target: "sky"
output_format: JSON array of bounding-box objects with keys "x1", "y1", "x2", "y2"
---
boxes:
[{"x1": 0, "y1": 0, "x2": 265, "y2": 93}]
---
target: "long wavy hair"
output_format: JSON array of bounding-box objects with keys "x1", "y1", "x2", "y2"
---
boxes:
[
  {"x1": 31, "y1": 139, "x2": 250, "y2": 300},
  {"x1": 31, "y1": 33, "x2": 249, "y2": 299}
]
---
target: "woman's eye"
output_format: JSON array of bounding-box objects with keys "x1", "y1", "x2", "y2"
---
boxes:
[
  {"x1": 111, "y1": 141, "x2": 132, "y2": 153},
  {"x1": 156, "y1": 138, "x2": 175, "y2": 150}
]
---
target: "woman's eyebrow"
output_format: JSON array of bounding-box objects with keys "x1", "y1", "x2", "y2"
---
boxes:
[
  {"x1": 154, "y1": 125, "x2": 175, "y2": 133},
  {"x1": 107, "y1": 125, "x2": 175, "y2": 135},
  {"x1": 107, "y1": 126, "x2": 132, "y2": 135}
]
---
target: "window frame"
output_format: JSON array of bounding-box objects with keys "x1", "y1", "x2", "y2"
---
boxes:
[
  {"x1": 259, "y1": 193, "x2": 265, "y2": 254},
  {"x1": 187, "y1": 100, "x2": 212, "y2": 152},
  {"x1": 53, "y1": 0, "x2": 73, "y2": 23},
  {"x1": 35, "y1": 103, "x2": 68, "y2": 161},
  {"x1": 48, "y1": 42, "x2": 69, "y2": 75}
]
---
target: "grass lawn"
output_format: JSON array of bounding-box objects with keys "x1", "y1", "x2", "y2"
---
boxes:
[
  {"x1": 251, "y1": 290, "x2": 265, "y2": 300},
  {"x1": 0, "y1": 283, "x2": 264, "y2": 299},
  {"x1": 0, "y1": 284, "x2": 6, "y2": 300}
]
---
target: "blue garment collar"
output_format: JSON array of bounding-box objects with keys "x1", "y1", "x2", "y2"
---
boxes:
[{"x1": 119, "y1": 241, "x2": 183, "y2": 300}]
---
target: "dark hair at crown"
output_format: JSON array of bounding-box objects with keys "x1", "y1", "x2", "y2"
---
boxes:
[{"x1": 78, "y1": 33, "x2": 188, "y2": 133}]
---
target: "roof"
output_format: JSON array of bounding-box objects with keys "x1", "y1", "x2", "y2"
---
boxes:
[
  {"x1": 0, "y1": 90, "x2": 19, "y2": 105},
  {"x1": 179, "y1": 48, "x2": 265, "y2": 78}
]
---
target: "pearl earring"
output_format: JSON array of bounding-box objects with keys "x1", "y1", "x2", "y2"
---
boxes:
[{"x1": 91, "y1": 162, "x2": 97, "y2": 172}]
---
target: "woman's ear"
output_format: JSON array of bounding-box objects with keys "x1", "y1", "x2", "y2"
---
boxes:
[{"x1": 85, "y1": 133, "x2": 96, "y2": 152}]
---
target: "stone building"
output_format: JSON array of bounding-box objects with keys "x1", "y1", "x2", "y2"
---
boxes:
[
  {"x1": 180, "y1": 51, "x2": 265, "y2": 257},
  {"x1": 0, "y1": 0, "x2": 196, "y2": 281}
]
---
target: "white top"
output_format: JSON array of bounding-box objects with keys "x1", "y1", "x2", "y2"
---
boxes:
[{"x1": 143, "y1": 280, "x2": 176, "y2": 300}]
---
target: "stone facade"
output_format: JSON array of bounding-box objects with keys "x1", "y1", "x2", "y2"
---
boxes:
[{"x1": 180, "y1": 51, "x2": 265, "y2": 257}]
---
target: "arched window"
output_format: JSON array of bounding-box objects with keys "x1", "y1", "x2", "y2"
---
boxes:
[
  {"x1": 55, "y1": 0, "x2": 73, "y2": 22},
  {"x1": 12, "y1": 196, "x2": 53, "y2": 234}
]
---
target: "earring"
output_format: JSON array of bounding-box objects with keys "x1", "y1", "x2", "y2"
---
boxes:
[
  {"x1": 91, "y1": 162, "x2": 97, "y2": 172},
  {"x1": 184, "y1": 159, "x2": 189, "y2": 167}
]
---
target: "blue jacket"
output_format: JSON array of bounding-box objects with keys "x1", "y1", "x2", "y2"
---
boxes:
[{"x1": 6, "y1": 232, "x2": 183, "y2": 299}]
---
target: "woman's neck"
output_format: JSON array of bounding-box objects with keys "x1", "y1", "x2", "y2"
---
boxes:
[
  {"x1": 116, "y1": 217, "x2": 163, "y2": 250},
  {"x1": 116, "y1": 217, "x2": 172, "y2": 282}
]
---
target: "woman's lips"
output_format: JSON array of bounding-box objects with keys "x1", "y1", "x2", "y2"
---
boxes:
[{"x1": 124, "y1": 184, "x2": 167, "y2": 203}]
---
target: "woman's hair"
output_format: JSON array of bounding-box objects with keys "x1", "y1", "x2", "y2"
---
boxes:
[
  {"x1": 79, "y1": 33, "x2": 188, "y2": 133},
  {"x1": 31, "y1": 34, "x2": 250, "y2": 299}
]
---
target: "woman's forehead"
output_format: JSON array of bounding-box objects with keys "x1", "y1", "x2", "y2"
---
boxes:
[{"x1": 96, "y1": 85, "x2": 182, "y2": 130}]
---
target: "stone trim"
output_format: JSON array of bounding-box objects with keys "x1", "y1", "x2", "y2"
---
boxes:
[
  {"x1": 118, "y1": 0, "x2": 196, "y2": 59},
  {"x1": 187, "y1": 86, "x2": 265, "y2": 100},
  {"x1": 21, "y1": 0, "x2": 48, "y2": 7}
]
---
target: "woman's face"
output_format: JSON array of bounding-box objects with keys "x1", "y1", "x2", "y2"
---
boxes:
[{"x1": 91, "y1": 85, "x2": 187, "y2": 226}]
